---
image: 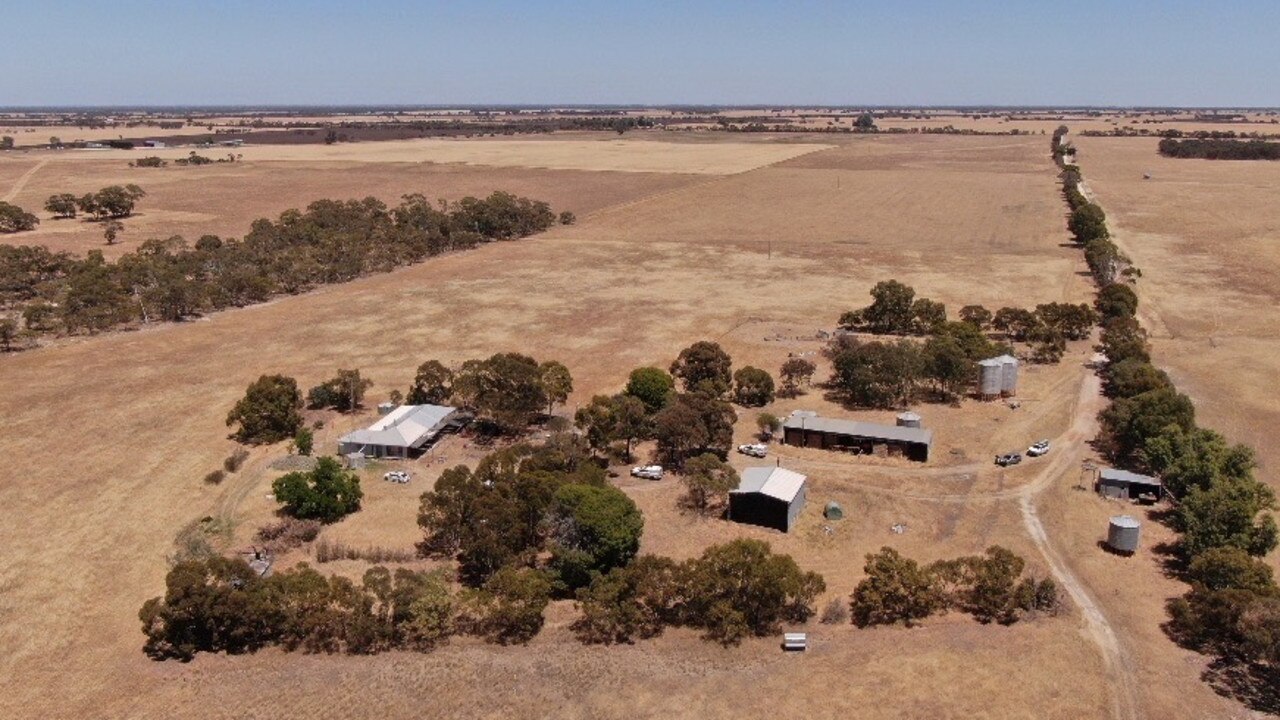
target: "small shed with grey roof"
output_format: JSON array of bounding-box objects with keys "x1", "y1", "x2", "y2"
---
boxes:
[
  {"x1": 729, "y1": 466, "x2": 808, "y2": 533},
  {"x1": 1096, "y1": 468, "x2": 1162, "y2": 502},
  {"x1": 782, "y1": 413, "x2": 932, "y2": 462},
  {"x1": 337, "y1": 404, "x2": 464, "y2": 459}
]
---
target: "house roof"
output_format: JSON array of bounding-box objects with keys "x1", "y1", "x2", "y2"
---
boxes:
[
  {"x1": 732, "y1": 466, "x2": 808, "y2": 503},
  {"x1": 782, "y1": 414, "x2": 933, "y2": 446},
  {"x1": 339, "y1": 404, "x2": 458, "y2": 449},
  {"x1": 1099, "y1": 468, "x2": 1161, "y2": 486}
]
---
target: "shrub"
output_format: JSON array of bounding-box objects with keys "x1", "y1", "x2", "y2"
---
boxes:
[
  {"x1": 255, "y1": 518, "x2": 322, "y2": 553},
  {"x1": 820, "y1": 597, "x2": 849, "y2": 624},
  {"x1": 313, "y1": 538, "x2": 413, "y2": 563},
  {"x1": 294, "y1": 427, "x2": 314, "y2": 456},
  {"x1": 223, "y1": 448, "x2": 250, "y2": 472},
  {"x1": 203, "y1": 470, "x2": 226, "y2": 485}
]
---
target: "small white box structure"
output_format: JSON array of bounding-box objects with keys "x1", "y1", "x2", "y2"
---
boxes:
[{"x1": 783, "y1": 633, "x2": 808, "y2": 652}]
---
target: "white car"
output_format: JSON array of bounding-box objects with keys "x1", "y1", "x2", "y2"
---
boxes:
[
  {"x1": 630, "y1": 465, "x2": 664, "y2": 481},
  {"x1": 1027, "y1": 440, "x2": 1051, "y2": 457},
  {"x1": 737, "y1": 443, "x2": 769, "y2": 458},
  {"x1": 383, "y1": 470, "x2": 411, "y2": 484}
]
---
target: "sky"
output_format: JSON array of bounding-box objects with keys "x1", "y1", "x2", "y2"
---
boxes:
[{"x1": 3, "y1": 0, "x2": 1278, "y2": 107}]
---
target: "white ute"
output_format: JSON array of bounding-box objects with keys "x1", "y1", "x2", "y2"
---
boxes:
[
  {"x1": 383, "y1": 470, "x2": 411, "y2": 484},
  {"x1": 1027, "y1": 440, "x2": 1051, "y2": 457},
  {"x1": 630, "y1": 465, "x2": 664, "y2": 481},
  {"x1": 737, "y1": 443, "x2": 768, "y2": 458}
]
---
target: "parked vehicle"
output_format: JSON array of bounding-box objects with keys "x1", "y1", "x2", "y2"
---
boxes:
[
  {"x1": 1027, "y1": 440, "x2": 1051, "y2": 457},
  {"x1": 630, "y1": 465, "x2": 664, "y2": 481},
  {"x1": 383, "y1": 470, "x2": 411, "y2": 484},
  {"x1": 737, "y1": 443, "x2": 768, "y2": 458},
  {"x1": 995, "y1": 453, "x2": 1023, "y2": 467}
]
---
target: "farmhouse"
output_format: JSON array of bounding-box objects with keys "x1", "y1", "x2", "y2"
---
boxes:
[
  {"x1": 782, "y1": 412, "x2": 932, "y2": 462},
  {"x1": 1096, "y1": 468, "x2": 1162, "y2": 502},
  {"x1": 728, "y1": 466, "x2": 808, "y2": 533},
  {"x1": 337, "y1": 404, "x2": 463, "y2": 459}
]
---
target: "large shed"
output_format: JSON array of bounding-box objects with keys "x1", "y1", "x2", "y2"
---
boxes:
[
  {"x1": 782, "y1": 413, "x2": 932, "y2": 462},
  {"x1": 337, "y1": 404, "x2": 463, "y2": 459},
  {"x1": 1096, "y1": 468, "x2": 1162, "y2": 502},
  {"x1": 729, "y1": 466, "x2": 808, "y2": 533}
]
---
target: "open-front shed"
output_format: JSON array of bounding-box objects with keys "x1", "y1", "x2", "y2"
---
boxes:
[{"x1": 782, "y1": 413, "x2": 932, "y2": 462}]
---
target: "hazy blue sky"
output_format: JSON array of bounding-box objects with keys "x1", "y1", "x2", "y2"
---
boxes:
[{"x1": 4, "y1": 0, "x2": 1277, "y2": 107}]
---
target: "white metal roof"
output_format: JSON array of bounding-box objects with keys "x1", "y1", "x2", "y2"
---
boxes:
[
  {"x1": 1110, "y1": 515, "x2": 1141, "y2": 529},
  {"x1": 783, "y1": 413, "x2": 933, "y2": 446},
  {"x1": 339, "y1": 404, "x2": 458, "y2": 449},
  {"x1": 733, "y1": 466, "x2": 808, "y2": 503},
  {"x1": 1099, "y1": 468, "x2": 1161, "y2": 486}
]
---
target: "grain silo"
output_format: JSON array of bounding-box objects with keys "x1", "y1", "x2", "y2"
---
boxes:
[
  {"x1": 997, "y1": 355, "x2": 1019, "y2": 396},
  {"x1": 896, "y1": 411, "x2": 922, "y2": 429},
  {"x1": 977, "y1": 358, "x2": 1004, "y2": 399},
  {"x1": 1106, "y1": 515, "x2": 1141, "y2": 554}
]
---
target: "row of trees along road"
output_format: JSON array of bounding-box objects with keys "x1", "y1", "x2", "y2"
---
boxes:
[
  {"x1": 1053, "y1": 128, "x2": 1280, "y2": 701},
  {"x1": 0, "y1": 190, "x2": 557, "y2": 344}
]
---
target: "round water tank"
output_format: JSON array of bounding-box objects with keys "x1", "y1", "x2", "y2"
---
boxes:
[
  {"x1": 896, "y1": 412, "x2": 922, "y2": 429},
  {"x1": 1000, "y1": 356, "x2": 1019, "y2": 396},
  {"x1": 1107, "y1": 515, "x2": 1141, "y2": 554},
  {"x1": 978, "y1": 360, "x2": 1003, "y2": 397}
]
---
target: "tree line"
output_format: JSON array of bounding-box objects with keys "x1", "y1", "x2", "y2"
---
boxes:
[
  {"x1": 0, "y1": 190, "x2": 557, "y2": 347},
  {"x1": 1157, "y1": 138, "x2": 1280, "y2": 161},
  {"x1": 1059, "y1": 129, "x2": 1280, "y2": 697}
]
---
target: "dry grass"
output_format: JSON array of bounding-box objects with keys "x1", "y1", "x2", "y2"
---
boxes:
[
  {"x1": 48, "y1": 136, "x2": 832, "y2": 174},
  {"x1": 0, "y1": 131, "x2": 1241, "y2": 718}
]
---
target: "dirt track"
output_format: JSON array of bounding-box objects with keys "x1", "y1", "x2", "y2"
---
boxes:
[
  {"x1": 1018, "y1": 371, "x2": 1140, "y2": 720},
  {"x1": 3, "y1": 158, "x2": 46, "y2": 201}
]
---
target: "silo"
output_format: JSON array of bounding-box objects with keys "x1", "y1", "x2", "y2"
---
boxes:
[
  {"x1": 896, "y1": 412, "x2": 922, "y2": 429},
  {"x1": 999, "y1": 355, "x2": 1019, "y2": 396},
  {"x1": 1106, "y1": 515, "x2": 1141, "y2": 554},
  {"x1": 978, "y1": 359, "x2": 1003, "y2": 398}
]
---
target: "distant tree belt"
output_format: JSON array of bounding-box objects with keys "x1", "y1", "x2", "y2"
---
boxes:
[
  {"x1": 0, "y1": 191, "x2": 556, "y2": 341},
  {"x1": 1157, "y1": 138, "x2": 1280, "y2": 160}
]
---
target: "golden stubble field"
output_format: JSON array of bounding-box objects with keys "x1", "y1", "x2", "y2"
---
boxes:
[{"x1": 0, "y1": 131, "x2": 1245, "y2": 719}]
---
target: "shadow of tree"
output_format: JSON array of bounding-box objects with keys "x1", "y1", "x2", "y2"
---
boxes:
[{"x1": 1202, "y1": 656, "x2": 1280, "y2": 715}]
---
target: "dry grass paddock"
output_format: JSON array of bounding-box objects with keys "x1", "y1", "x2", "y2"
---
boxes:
[{"x1": 0, "y1": 131, "x2": 1250, "y2": 718}]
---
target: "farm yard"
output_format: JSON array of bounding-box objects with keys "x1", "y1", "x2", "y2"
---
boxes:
[{"x1": 0, "y1": 125, "x2": 1271, "y2": 720}]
